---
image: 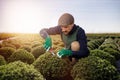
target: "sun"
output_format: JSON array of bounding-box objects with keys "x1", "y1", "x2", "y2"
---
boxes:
[{"x1": 1, "y1": 0, "x2": 54, "y2": 33}]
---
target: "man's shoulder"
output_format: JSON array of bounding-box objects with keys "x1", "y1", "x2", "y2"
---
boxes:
[{"x1": 75, "y1": 25, "x2": 85, "y2": 32}]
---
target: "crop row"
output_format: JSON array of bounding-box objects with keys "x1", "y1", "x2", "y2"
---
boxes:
[{"x1": 0, "y1": 33, "x2": 120, "y2": 80}]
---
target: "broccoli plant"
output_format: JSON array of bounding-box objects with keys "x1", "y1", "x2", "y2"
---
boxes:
[
  {"x1": 99, "y1": 44, "x2": 118, "y2": 51},
  {"x1": 71, "y1": 56, "x2": 119, "y2": 80},
  {"x1": 0, "y1": 55, "x2": 6, "y2": 66},
  {"x1": 0, "y1": 61, "x2": 44, "y2": 80},
  {"x1": 33, "y1": 52, "x2": 71, "y2": 80},
  {"x1": 31, "y1": 41, "x2": 42, "y2": 48},
  {"x1": 8, "y1": 49, "x2": 35, "y2": 64},
  {"x1": 20, "y1": 45, "x2": 31, "y2": 52},
  {"x1": 31, "y1": 46, "x2": 46, "y2": 59},
  {"x1": 90, "y1": 49, "x2": 116, "y2": 65},
  {"x1": 0, "y1": 47, "x2": 15, "y2": 61},
  {"x1": 103, "y1": 48, "x2": 120, "y2": 60}
]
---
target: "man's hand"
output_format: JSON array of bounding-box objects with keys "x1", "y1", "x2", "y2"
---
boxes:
[
  {"x1": 57, "y1": 48, "x2": 72, "y2": 58},
  {"x1": 43, "y1": 37, "x2": 52, "y2": 51}
]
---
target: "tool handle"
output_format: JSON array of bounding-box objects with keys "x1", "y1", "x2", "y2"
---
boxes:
[{"x1": 49, "y1": 48, "x2": 55, "y2": 56}]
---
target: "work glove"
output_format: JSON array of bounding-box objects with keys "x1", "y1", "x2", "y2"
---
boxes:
[
  {"x1": 43, "y1": 36, "x2": 52, "y2": 51},
  {"x1": 40, "y1": 30, "x2": 52, "y2": 51},
  {"x1": 57, "y1": 48, "x2": 72, "y2": 58}
]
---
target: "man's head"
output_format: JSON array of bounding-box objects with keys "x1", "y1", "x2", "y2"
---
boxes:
[{"x1": 58, "y1": 13, "x2": 74, "y2": 35}]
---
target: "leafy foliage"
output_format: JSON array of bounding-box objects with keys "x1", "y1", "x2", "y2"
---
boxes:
[
  {"x1": 103, "y1": 48, "x2": 120, "y2": 60},
  {"x1": 99, "y1": 43, "x2": 118, "y2": 51},
  {"x1": 31, "y1": 46, "x2": 46, "y2": 58},
  {"x1": 1, "y1": 43, "x2": 16, "y2": 49},
  {"x1": 0, "y1": 47, "x2": 15, "y2": 60},
  {"x1": 2, "y1": 39, "x2": 22, "y2": 49},
  {"x1": 0, "y1": 61, "x2": 44, "y2": 80},
  {"x1": 20, "y1": 45, "x2": 31, "y2": 52},
  {"x1": 33, "y1": 52, "x2": 71, "y2": 80},
  {"x1": 31, "y1": 41, "x2": 42, "y2": 48},
  {"x1": 87, "y1": 39, "x2": 104, "y2": 50},
  {"x1": 0, "y1": 33, "x2": 120, "y2": 80},
  {"x1": 0, "y1": 55, "x2": 6, "y2": 66},
  {"x1": 71, "y1": 56, "x2": 118, "y2": 80},
  {"x1": 90, "y1": 49, "x2": 116, "y2": 65},
  {"x1": 8, "y1": 49, "x2": 35, "y2": 64}
]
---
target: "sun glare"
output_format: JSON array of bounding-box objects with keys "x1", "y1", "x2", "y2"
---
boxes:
[{"x1": 1, "y1": 0, "x2": 53, "y2": 33}]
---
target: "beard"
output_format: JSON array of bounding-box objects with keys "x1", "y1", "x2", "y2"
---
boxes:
[{"x1": 63, "y1": 31, "x2": 69, "y2": 35}]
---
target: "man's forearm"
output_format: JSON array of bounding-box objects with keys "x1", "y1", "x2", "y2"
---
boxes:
[{"x1": 40, "y1": 26, "x2": 61, "y2": 36}]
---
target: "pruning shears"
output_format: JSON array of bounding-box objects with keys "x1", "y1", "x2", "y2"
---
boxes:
[{"x1": 46, "y1": 47, "x2": 55, "y2": 56}]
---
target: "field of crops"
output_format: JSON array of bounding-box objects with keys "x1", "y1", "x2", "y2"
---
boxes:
[{"x1": 0, "y1": 32, "x2": 120, "y2": 80}]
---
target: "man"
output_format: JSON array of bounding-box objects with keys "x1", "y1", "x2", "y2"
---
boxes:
[{"x1": 40, "y1": 13, "x2": 89, "y2": 64}]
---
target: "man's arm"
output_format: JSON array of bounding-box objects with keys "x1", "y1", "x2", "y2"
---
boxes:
[
  {"x1": 40, "y1": 26, "x2": 61, "y2": 38},
  {"x1": 39, "y1": 26, "x2": 61, "y2": 51},
  {"x1": 71, "y1": 27, "x2": 90, "y2": 58}
]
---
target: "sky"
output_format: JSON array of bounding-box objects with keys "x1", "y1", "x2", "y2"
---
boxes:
[{"x1": 0, "y1": 0, "x2": 120, "y2": 33}]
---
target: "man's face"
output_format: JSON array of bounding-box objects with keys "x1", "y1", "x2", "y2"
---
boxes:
[{"x1": 61, "y1": 24, "x2": 74, "y2": 35}]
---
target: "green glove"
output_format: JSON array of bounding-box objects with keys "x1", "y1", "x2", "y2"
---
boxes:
[
  {"x1": 43, "y1": 37, "x2": 52, "y2": 51},
  {"x1": 57, "y1": 48, "x2": 72, "y2": 58}
]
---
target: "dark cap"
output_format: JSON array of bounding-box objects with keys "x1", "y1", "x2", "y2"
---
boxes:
[{"x1": 58, "y1": 13, "x2": 74, "y2": 26}]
